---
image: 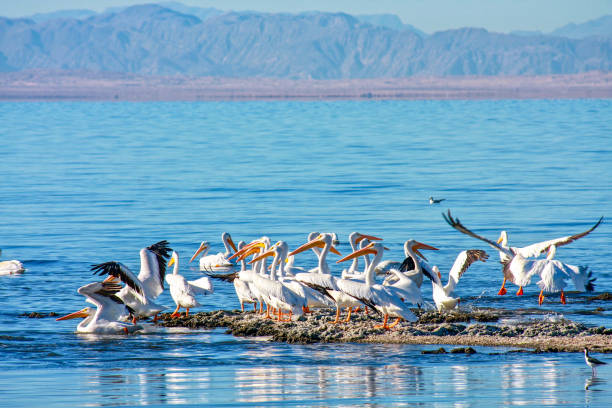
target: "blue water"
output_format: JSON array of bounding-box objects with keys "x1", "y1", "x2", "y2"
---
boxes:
[{"x1": 1, "y1": 99, "x2": 611, "y2": 406}]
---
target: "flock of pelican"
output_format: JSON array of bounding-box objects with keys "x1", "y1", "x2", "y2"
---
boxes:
[{"x1": 53, "y1": 211, "x2": 603, "y2": 335}]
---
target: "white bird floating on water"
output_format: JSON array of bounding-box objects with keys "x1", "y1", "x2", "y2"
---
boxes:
[
  {"x1": 190, "y1": 232, "x2": 237, "y2": 271},
  {"x1": 429, "y1": 196, "x2": 445, "y2": 204},
  {"x1": 56, "y1": 279, "x2": 142, "y2": 334},
  {"x1": 584, "y1": 348, "x2": 607, "y2": 375},
  {"x1": 0, "y1": 249, "x2": 25, "y2": 275},
  {"x1": 166, "y1": 251, "x2": 214, "y2": 318}
]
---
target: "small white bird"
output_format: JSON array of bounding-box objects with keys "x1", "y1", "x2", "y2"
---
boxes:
[
  {"x1": 584, "y1": 348, "x2": 607, "y2": 375},
  {"x1": 166, "y1": 251, "x2": 214, "y2": 318},
  {"x1": 0, "y1": 249, "x2": 25, "y2": 275}
]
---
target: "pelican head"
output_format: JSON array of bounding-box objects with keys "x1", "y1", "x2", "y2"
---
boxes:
[
  {"x1": 189, "y1": 241, "x2": 210, "y2": 263},
  {"x1": 56, "y1": 306, "x2": 94, "y2": 321},
  {"x1": 288, "y1": 233, "x2": 341, "y2": 257},
  {"x1": 497, "y1": 231, "x2": 508, "y2": 246},
  {"x1": 403, "y1": 239, "x2": 438, "y2": 261}
]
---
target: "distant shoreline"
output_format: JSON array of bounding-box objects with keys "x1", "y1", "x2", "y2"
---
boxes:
[{"x1": 1, "y1": 71, "x2": 611, "y2": 101}]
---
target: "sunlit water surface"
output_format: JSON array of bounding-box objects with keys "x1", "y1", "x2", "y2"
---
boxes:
[{"x1": 1, "y1": 100, "x2": 611, "y2": 406}]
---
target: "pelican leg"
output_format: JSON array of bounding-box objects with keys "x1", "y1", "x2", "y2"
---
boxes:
[
  {"x1": 387, "y1": 317, "x2": 402, "y2": 329},
  {"x1": 259, "y1": 302, "x2": 264, "y2": 314},
  {"x1": 344, "y1": 307, "x2": 352, "y2": 323},
  {"x1": 123, "y1": 327, "x2": 129, "y2": 334},
  {"x1": 538, "y1": 289, "x2": 545, "y2": 306},
  {"x1": 353, "y1": 307, "x2": 361, "y2": 313},
  {"x1": 153, "y1": 313, "x2": 159, "y2": 323},
  {"x1": 185, "y1": 308, "x2": 190, "y2": 317},
  {"x1": 264, "y1": 304, "x2": 272, "y2": 319},
  {"x1": 302, "y1": 306, "x2": 311, "y2": 314},
  {"x1": 132, "y1": 315, "x2": 137, "y2": 324},
  {"x1": 498, "y1": 278, "x2": 507, "y2": 296},
  {"x1": 170, "y1": 305, "x2": 181, "y2": 318},
  {"x1": 240, "y1": 302, "x2": 244, "y2": 312},
  {"x1": 374, "y1": 314, "x2": 390, "y2": 330},
  {"x1": 332, "y1": 306, "x2": 341, "y2": 324},
  {"x1": 253, "y1": 303, "x2": 257, "y2": 312},
  {"x1": 516, "y1": 286, "x2": 524, "y2": 296},
  {"x1": 560, "y1": 291, "x2": 566, "y2": 305},
  {"x1": 365, "y1": 306, "x2": 369, "y2": 315}
]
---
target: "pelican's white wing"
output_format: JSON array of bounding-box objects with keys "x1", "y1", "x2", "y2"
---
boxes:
[{"x1": 188, "y1": 276, "x2": 214, "y2": 295}]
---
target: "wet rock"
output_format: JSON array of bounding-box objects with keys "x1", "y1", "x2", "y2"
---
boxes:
[
  {"x1": 450, "y1": 347, "x2": 476, "y2": 354},
  {"x1": 588, "y1": 292, "x2": 612, "y2": 301},
  {"x1": 422, "y1": 347, "x2": 447, "y2": 354}
]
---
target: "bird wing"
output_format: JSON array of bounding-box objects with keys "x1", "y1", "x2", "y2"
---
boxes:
[
  {"x1": 137, "y1": 240, "x2": 171, "y2": 299},
  {"x1": 91, "y1": 261, "x2": 145, "y2": 302},
  {"x1": 188, "y1": 276, "x2": 214, "y2": 295},
  {"x1": 445, "y1": 249, "x2": 489, "y2": 295},
  {"x1": 516, "y1": 216, "x2": 603, "y2": 258},
  {"x1": 443, "y1": 210, "x2": 513, "y2": 257}
]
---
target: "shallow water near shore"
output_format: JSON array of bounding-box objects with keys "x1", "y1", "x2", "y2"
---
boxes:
[{"x1": 1, "y1": 99, "x2": 611, "y2": 405}]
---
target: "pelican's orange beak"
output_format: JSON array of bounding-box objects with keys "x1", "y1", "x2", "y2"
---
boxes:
[
  {"x1": 228, "y1": 240, "x2": 263, "y2": 260},
  {"x1": 189, "y1": 242, "x2": 210, "y2": 263},
  {"x1": 289, "y1": 235, "x2": 341, "y2": 257},
  {"x1": 237, "y1": 243, "x2": 266, "y2": 262},
  {"x1": 412, "y1": 241, "x2": 438, "y2": 261},
  {"x1": 56, "y1": 308, "x2": 89, "y2": 321},
  {"x1": 355, "y1": 233, "x2": 383, "y2": 243},
  {"x1": 227, "y1": 235, "x2": 238, "y2": 253},
  {"x1": 249, "y1": 248, "x2": 276, "y2": 264},
  {"x1": 168, "y1": 257, "x2": 176, "y2": 267},
  {"x1": 496, "y1": 236, "x2": 503, "y2": 244},
  {"x1": 102, "y1": 275, "x2": 119, "y2": 284},
  {"x1": 336, "y1": 242, "x2": 377, "y2": 263}
]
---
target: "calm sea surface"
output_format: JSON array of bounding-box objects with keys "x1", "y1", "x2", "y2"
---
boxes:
[{"x1": 1, "y1": 99, "x2": 611, "y2": 406}]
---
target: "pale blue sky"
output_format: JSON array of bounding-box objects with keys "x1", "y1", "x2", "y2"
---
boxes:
[{"x1": 1, "y1": 0, "x2": 611, "y2": 33}]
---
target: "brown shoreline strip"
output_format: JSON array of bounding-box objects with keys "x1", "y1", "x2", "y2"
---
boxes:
[
  {"x1": 1, "y1": 71, "x2": 611, "y2": 101},
  {"x1": 156, "y1": 309, "x2": 612, "y2": 352}
]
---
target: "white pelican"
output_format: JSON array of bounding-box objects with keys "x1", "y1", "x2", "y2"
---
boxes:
[
  {"x1": 584, "y1": 348, "x2": 607, "y2": 375},
  {"x1": 527, "y1": 244, "x2": 596, "y2": 306},
  {"x1": 382, "y1": 240, "x2": 439, "y2": 288},
  {"x1": 444, "y1": 211, "x2": 548, "y2": 296},
  {"x1": 428, "y1": 250, "x2": 489, "y2": 311},
  {"x1": 206, "y1": 241, "x2": 259, "y2": 312},
  {"x1": 496, "y1": 216, "x2": 602, "y2": 295},
  {"x1": 337, "y1": 241, "x2": 418, "y2": 330},
  {"x1": 166, "y1": 251, "x2": 214, "y2": 318},
  {"x1": 243, "y1": 242, "x2": 306, "y2": 321},
  {"x1": 56, "y1": 280, "x2": 142, "y2": 334},
  {"x1": 190, "y1": 232, "x2": 237, "y2": 271},
  {"x1": 341, "y1": 232, "x2": 382, "y2": 280},
  {"x1": 251, "y1": 241, "x2": 334, "y2": 312},
  {"x1": 91, "y1": 240, "x2": 171, "y2": 321},
  {"x1": 0, "y1": 249, "x2": 25, "y2": 275}
]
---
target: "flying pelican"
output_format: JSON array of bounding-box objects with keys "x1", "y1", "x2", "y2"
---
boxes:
[
  {"x1": 0, "y1": 249, "x2": 25, "y2": 275},
  {"x1": 166, "y1": 251, "x2": 214, "y2": 318},
  {"x1": 428, "y1": 250, "x2": 489, "y2": 311},
  {"x1": 443, "y1": 211, "x2": 551, "y2": 296},
  {"x1": 529, "y1": 245, "x2": 596, "y2": 306},
  {"x1": 337, "y1": 241, "x2": 418, "y2": 330},
  {"x1": 584, "y1": 348, "x2": 607, "y2": 375},
  {"x1": 56, "y1": 280, "x2": 142, "y2": 334},
  {"x1": 91, "y1": 240, "x2": 171, "y2": 322},
  {"x1": 190, "y1": 232, "x2": 237, "y2": 271},
  {"x1": 496, "y1": 216, "x2": 602, "y2": 295}
]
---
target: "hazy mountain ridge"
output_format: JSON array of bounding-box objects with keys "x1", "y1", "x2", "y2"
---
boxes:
[{"x1": 1, "y1": 4, "x2": 611, "y2": 78}]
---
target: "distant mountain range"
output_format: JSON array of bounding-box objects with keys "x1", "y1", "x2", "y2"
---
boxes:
[{"x1": 0, "y1": 3, "x2": 611, "y2": 78}]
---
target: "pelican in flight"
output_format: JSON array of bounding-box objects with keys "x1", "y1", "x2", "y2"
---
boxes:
[
  {"x1": 337, "y1": 241, "x2": 418, "y2": 330},
  {"x1": 0, "y1": 249, "x2": 25, "y2": 275},
  {"x1": 56, "y1": 280, "x2": 142, "y2": 334},
  {"x1": 91, "y1": 240, "x2": 171, "y2": 321},
  {"x1": 494, "y1": 216, "x2": 602, "y2": 295},
  {"x1": 190, "y1": 232, "x2": 237, "y2": 271},
  {"x1": 428, "y1": 250, "x2": 489, "y2": 311},
  {"x1": 166, "y1": 251, "x2": 214, "y2": 318},
  {"x1": 529, "y1": 245, "x2": 596, "y2": 305}
]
